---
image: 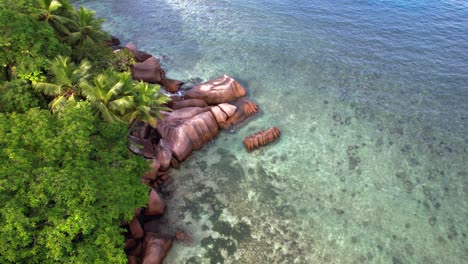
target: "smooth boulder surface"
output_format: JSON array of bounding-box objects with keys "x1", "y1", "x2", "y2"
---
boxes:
[
  {"x1": 144, "y1": 189, "x2": 166, "y2": 216},
  {"x1": 131, "y1": 56, "x2": 165, "y2": 84},
  {"x1": 141, "y1": 233, "x2": 173, "y2": 264},
  {"x1": 210, "y1": 106, "x2": 228, "y2": 125},
  {"x1": 169, "y1": 99, "x2": 208, "y2": 110},
  {"x1": 184, "y1": 75, "x2": 247, "y2": 105},
  {"x1": 129, "y1": 218, "x2": 144, "y2": 240},
  {"x1": 157, "y1": 107, "x2": 219, "y2": 162},
  {"x1": 218, "y1": 103, "x2": 237, "y2": 117}
]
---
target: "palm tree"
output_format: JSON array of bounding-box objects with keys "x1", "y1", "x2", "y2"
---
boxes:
[
  {"x1": 68, "y1": 6, "x2": 108, "y2": 49},
  {"x1": 33, "y1": 55, "x2": 91, "y2": 113},
  {"x1": 123, "y1": 82, "x2": 171, "y2": 128},
  {"x1": 81, "y1": 70, "x2": 135, "y2": 124},
  {"x1": 31, "y1": 0, "x2": 74, "y2": 37}
]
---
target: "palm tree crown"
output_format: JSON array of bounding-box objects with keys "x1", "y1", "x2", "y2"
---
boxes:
[{"x1": 33, "y1": 55, "x2": 91, "y2": 112}]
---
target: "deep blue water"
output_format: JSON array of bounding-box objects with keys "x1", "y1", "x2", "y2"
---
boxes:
[{"x1": 76, "y1": 0, "x2": 467, "y2": 263}]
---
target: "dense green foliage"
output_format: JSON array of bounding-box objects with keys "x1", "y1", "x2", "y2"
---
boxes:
[
  {"x1": 0, "y1": 8, "x2": 70, "y2": 81},
  {"x1": 0, "y1": 104, "x2": 148, "y2": 263},
  {"x1": 0, "y1": 0, "x2": 169, "y2": 262}
]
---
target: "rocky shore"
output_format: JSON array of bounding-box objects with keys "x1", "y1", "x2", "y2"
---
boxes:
[{"x1": 107, "y1": 38, "x2": 273, "y2": 263}]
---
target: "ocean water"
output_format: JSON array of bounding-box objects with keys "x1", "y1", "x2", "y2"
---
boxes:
[{"x1": 76, "y1": 0, "x2": 468, "y2": 263}]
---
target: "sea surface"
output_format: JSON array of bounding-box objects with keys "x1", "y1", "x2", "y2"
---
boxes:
[{"x1": 75, "y1": 0, "x2": 467, "y2": 263}]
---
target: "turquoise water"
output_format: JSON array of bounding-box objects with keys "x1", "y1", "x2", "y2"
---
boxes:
[{"x1": 76, "y1": 0, "x2": 467, "y2": 263}]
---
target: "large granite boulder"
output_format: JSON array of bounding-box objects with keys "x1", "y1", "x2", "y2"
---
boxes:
[
  {"x1": 141, "y1": 233, "x2": 173, "y2": 264},
  {"x1": 144, "y1": 189, "x2": 166, "y2": 216},
  {"x1": 184, "y1": 75, "x2": 247, "y2": 105},
  {"x1": 131, "y1": 56, "x2": 165, "y2": 84},
  {"x1": 157, "y1": 107, "x2": 219, "y2": 162}
]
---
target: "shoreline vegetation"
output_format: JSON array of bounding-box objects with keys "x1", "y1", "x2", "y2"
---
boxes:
[{"x1": 1, "y1": 1, "x2": 277, "y2": 263}]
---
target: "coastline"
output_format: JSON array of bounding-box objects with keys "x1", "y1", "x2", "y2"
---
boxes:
[{"x1": 116, "y1": 39, "x2": 271, "y2": 263}]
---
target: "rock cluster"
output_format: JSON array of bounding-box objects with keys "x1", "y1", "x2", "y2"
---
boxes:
[{"x1": 108, "y1": 36, "x2": 279, "y2": 263}]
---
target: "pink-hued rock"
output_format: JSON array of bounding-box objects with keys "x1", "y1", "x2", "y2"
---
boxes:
[
  {"x1": 218, "y1": 103, "x2": 237, "y2": 117},
  {"x1": 150, "y1": 159, "x2": 161, "y2": 172},
  {"x1": 131, "y1": 56, "x2": 165, "y2": 84},
  {"x1": 125, "y1": 238, "x2": 138, "y2": 250},
  {"x1": 157, "y1": 107, "x2": 219, "y2": 161},
  {"x1": 154, "y1": 139, "x2": 172, "y2": 171},
  {"x1": 210, "y1": 106, "x2": 228, "y2": 125},
  {"x1": 160, "y1": 78, "x2": 184, "y2": 93},
  {"x1": 134, "y1": 207, "x2": 143, "y2": 217},
  {"x1": 129, "y1": 218, "x2": 144, "y2": 240},
  {"x1": 128, "y1": 241, "x2": 142, "y2": 257},
  {"x1": 184, "y1": 75, "x2": 247, "y2": 105},
  {"x1": 141, "y1": 233, "x2": 173, "y2": 264},
  {"x1": 243, "y1": 127, "x2": 281, "y2": 151},
  {"x1": 126, "y1": 43, "x2": 152, "y2": 62},
  {"x1": 127, "y1": 255, "x2": 139, "y2": 264},
  {"x1": 220, "y1": 99, "x2": 259, "y2": 129},
  {"x1": 144, "y1": 189, "x2": 166, "y2": 216},
  {"x1": 170, "y1": 99, "x2": 208, "y2": 110},
  {"x1": 144, "y1": 170, "x2": 157, "y2": 180}
]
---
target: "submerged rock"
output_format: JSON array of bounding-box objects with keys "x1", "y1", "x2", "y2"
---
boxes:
[{"x1": 243, "y1": 127, "x2": 281, "y2": 151}]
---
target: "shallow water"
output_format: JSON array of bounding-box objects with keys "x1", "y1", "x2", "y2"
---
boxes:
[{"x1": 76, "y1": 0, "x2": 468, "y2": 263}]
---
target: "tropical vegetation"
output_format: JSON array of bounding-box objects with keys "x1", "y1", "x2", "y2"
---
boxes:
[{"x1": 0, "y1": 0, "x2": 170, "y2": 262}]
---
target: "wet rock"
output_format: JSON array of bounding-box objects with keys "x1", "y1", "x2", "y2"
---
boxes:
[
  {"x1": 141, "y1": 232, "x2": 173, "y2": 264},
  {"x1": 144, "y1": 189, "x2": 166, "y2": 216},
  {"x1": 127, "y1": 255, "x2": 139, "y2": 264},
  {"x1": 126, "y1": 43, "x2": 152, "y2": 63},
  {"x1": 243, "y1": 127, "x2": 281, "y2": 151},
  {"x1": 129, "y1": 217, "x2": 144, "y2": 240},
  {"x1": 125, "y1": 238, "x2": 138, "y2": 250},
  {"x1": 184, "y1": 75, "x2": 246, "y2": 105},
  {"x1": 160, "y1": 78, "x2": 184, "y2": 93},
  {"x1": 104, "y1": 35, "x2": 120, "y2": 47},
  {"x1": 131, "y1": 56, "x2": 165, "y2": 83},
  {"x1": 169, "y1": 99, "x2": 208, "y2": 110},
  {"x1": 220, "y1": 99, "x2": 259, "y2": 129},
  {"x1": 170, "y1": 157, "x2": 179, "y2": 169},
  {"x1": 128, "y1": 241, "x2": 142, "y2": 257}
]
